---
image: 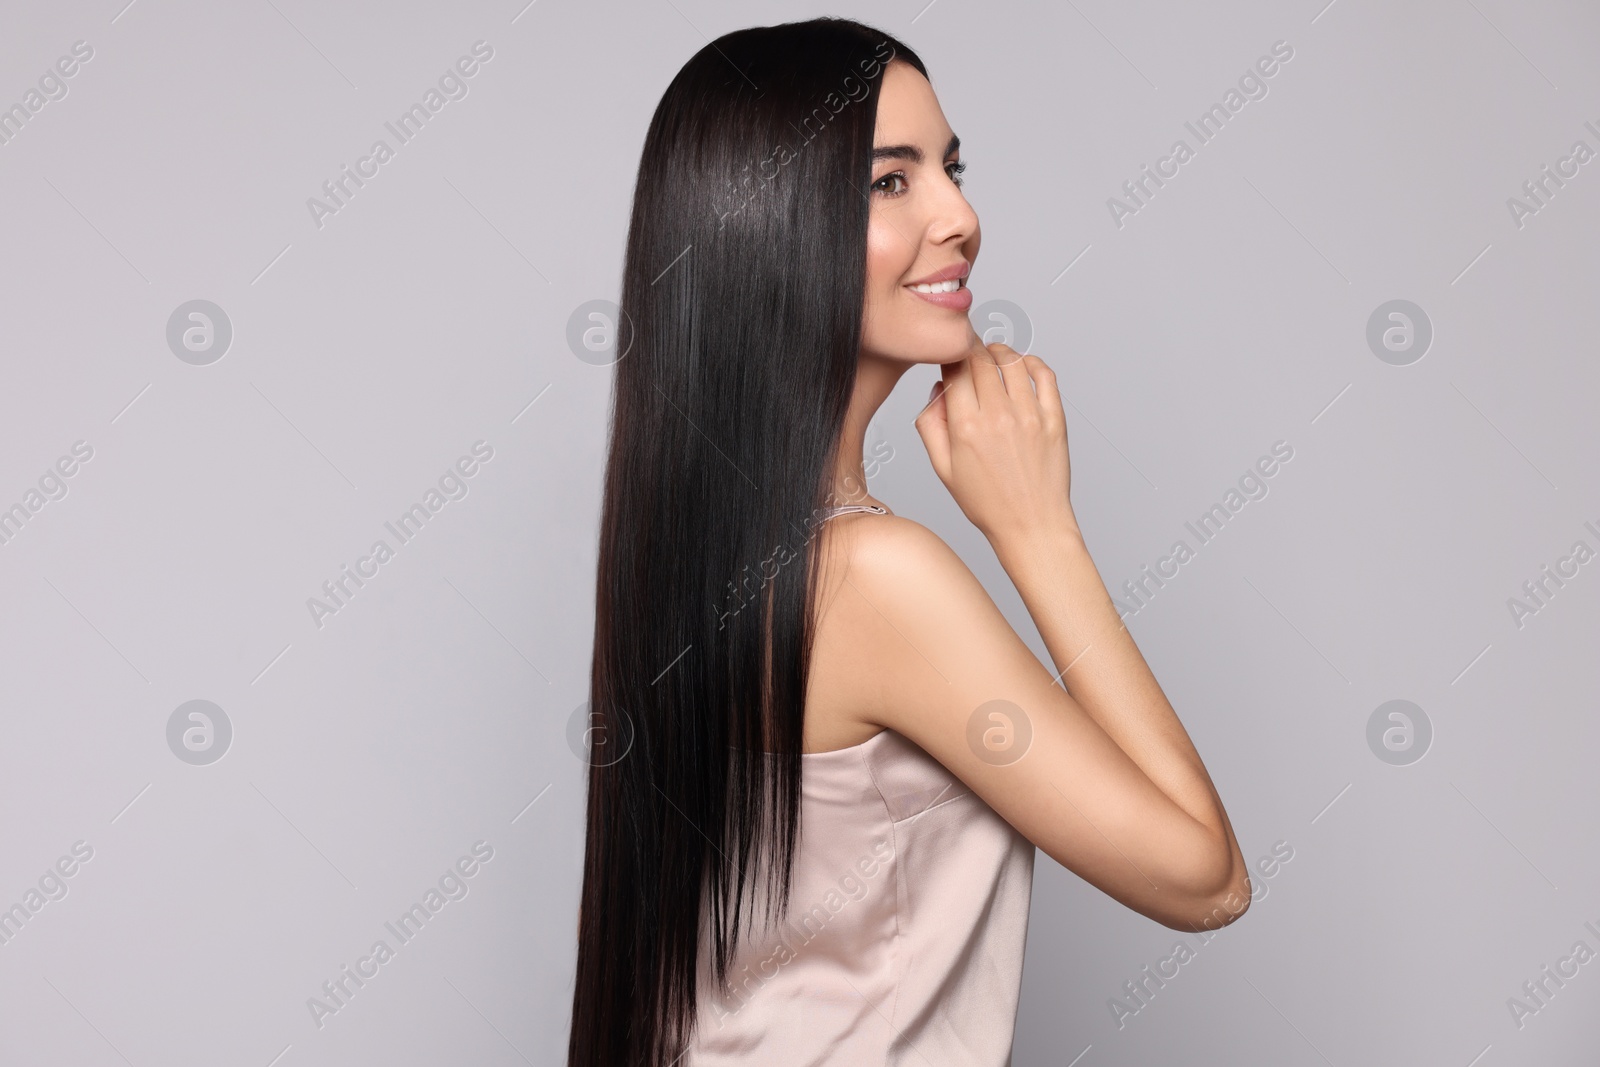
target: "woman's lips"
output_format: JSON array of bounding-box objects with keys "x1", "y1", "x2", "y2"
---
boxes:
[{"x1": 905, "y1": 281, "x2": 973, "y2": 311}]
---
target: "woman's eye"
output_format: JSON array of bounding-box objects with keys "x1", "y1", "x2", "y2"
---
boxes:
[
  {"x1": 872, "y1": 162, "x2": 965, "y2": 198},
  {"x1": 872, "y1": 171, "x2": 908, "y2": 197}
]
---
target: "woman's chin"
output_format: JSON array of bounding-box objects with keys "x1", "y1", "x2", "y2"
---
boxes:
[
  {"x1": 863, "y1": 325, "x2": 983, "y2": 366},
  {"x1": 921, "y1": 328, "x2": 984, "y2": 365},
  {"x1": 936, "y1": 332, "x2": 983, "y2": 363}
]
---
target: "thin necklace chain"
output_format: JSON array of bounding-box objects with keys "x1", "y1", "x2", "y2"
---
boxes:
[{"x1": 823, "y1": 503, "x2": 887, "y2": 518}]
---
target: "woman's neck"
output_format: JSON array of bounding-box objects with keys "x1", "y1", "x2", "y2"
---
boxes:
[{"x1": 829, "y1": 352, "x2": 911, "y2": 508}]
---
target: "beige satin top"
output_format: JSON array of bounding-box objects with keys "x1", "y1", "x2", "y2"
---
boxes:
[{"x1": 687, "y1": 726, "x2": 1037, "y2": 1065}]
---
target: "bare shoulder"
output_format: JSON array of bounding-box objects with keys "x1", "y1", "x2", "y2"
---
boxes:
[
  {"x1": 805, "y1": 513, "x2": 967, "y2": 748},
  {"x1": 815, "y1": 512, "x2": 977, "y2": 604},
  {"x1": 810, "y1": 513, "x2": 982, "y2": 641},
  {"x1": 807, "y1": 512, "x2": 1030, "y2": 744},
  {"x1": 819, "y1": 512, "x2": 1009, "y2": 650}
]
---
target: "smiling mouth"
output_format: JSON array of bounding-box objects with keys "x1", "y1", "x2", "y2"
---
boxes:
[
  {"x1": 906, "y1": 278, "x2": 966, "y2": 294},
  {"x1": 904, "y1": 275, "x2": 972, "y2": 310}
]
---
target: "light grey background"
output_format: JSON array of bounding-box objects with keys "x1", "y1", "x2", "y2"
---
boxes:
[{"x1": 1, "y1": 0, "x2": 1596, "y2": 1063}]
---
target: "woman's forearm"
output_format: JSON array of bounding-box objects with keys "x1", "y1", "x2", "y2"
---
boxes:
[{"x1": 990, "y1": 518, "x2": 1238, "y2": 861}]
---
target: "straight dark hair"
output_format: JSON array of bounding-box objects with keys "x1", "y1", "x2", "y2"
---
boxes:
[{"x1": 568, "y1": 17, "x2": 927, "y2": 1067}]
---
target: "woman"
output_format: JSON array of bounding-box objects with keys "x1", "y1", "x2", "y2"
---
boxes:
[{"x1": 569, "y1": 17, "x2": 1251, "y2": 1066}]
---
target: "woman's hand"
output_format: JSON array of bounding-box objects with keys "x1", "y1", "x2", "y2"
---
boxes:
[{"x1": 914, "y1": 332, "x2": 1078, "y2": 546}]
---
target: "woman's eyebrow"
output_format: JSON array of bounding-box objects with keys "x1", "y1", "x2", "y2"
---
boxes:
[{"x1": 871, "y1": 133, "x2": 961, "y2": 165}]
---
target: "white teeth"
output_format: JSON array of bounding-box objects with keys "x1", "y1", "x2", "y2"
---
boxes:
[{"x1": 911, "y1": 279, "x2": 962, "y2": 293}]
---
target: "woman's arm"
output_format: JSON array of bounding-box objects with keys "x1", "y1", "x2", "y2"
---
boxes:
[
  {"x1": 813, "y1": 338, "x2": 1250, "y2": 931},
  {"x1": 991, "y1": 518, "x2": 1252, "y2": 928}
]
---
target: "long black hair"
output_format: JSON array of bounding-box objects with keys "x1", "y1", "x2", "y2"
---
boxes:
[{"x1": 569, "y1": 17, "x2": 927, "y2": 1067}]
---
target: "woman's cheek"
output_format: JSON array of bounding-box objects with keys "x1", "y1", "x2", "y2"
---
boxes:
[{"x1": 864, "y1": 220, "x2": 908, "y2": 287}]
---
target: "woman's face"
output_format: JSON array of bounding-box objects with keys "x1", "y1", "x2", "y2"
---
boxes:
[{"x1": 860, "y1": 60, "x2": 981, "y2": 365}]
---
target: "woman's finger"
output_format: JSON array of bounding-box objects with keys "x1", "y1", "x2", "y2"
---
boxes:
[
  {"x1": 1022, "y1": 355, "x2": 1063, "y2": 430},
  {"x1": 913, "y1": 379, "x2": 952, "y2": 480},
  {"x1": 936, "y1": 332, "x2": 979, "y2": 422},
  {"x1": 967, "y1": 333, "x2": 1006, "y2": 410},
  {"x1": 989, "y1": 342, "x2": 1034, "y2": 400}
]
